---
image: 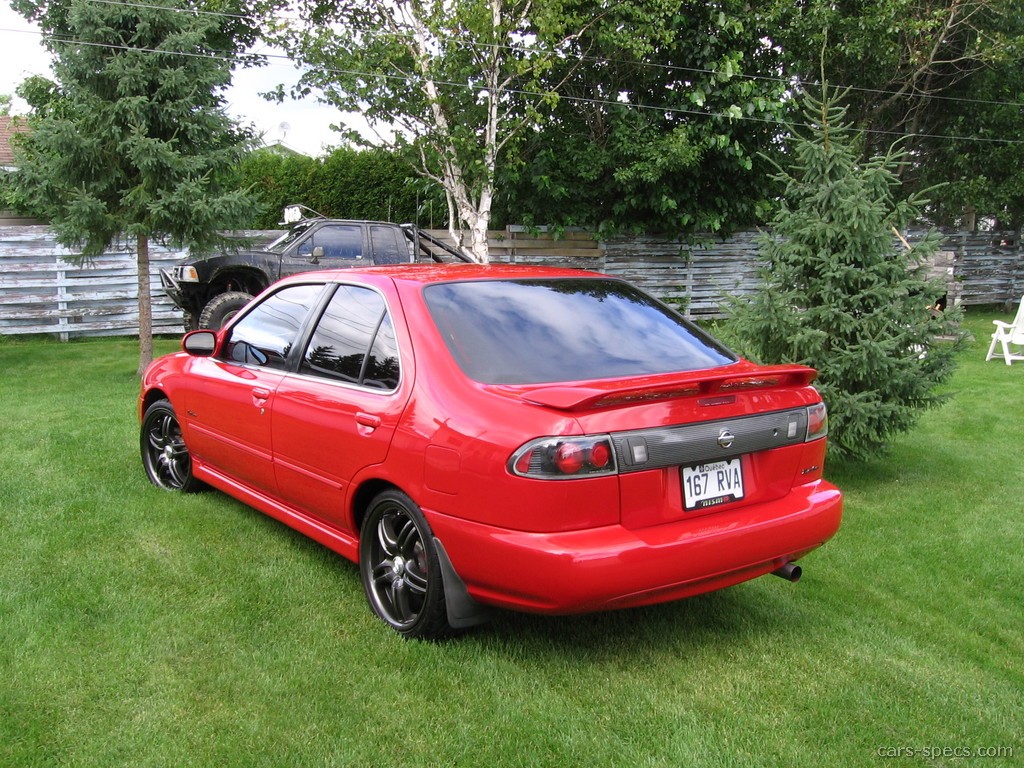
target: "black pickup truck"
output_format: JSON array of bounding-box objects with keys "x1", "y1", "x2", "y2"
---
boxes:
[{"x1": 160, "y1": 206, "x2": 468, "y2": 329}]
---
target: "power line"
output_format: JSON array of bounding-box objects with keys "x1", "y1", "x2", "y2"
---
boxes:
[
  {"x1": 2, "y1": 22, "x2": 1022, "y2": 147},
  {"x1": 74, "y1": 0, "x2": 1024, "y2": 113}
]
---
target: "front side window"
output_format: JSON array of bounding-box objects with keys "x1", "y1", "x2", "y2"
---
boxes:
[
  {"x1": 297, "y1": 225, "x2": 363, "y2": 259},
  {"x1": 423, "y1": 278, "x2": 737, "y2": 384},
  {"x1": 223, "y1": 284, "x2": 324, "y2": 369},
  {"x1": 300, "y1": 285, "x2": 400, "y2": 390}
]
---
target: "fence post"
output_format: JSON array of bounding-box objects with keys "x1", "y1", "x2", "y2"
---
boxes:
[{"x1": 56, "y1": 255, "x2": 70, "y2": 342}]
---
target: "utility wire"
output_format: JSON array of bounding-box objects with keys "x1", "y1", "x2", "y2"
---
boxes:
[
  {"x1": 75, "y1": 0, "x2": 1024, "y2": 112},
  {"x1": 2, "y1": 22, "x2": 1023, "y2": 147}
]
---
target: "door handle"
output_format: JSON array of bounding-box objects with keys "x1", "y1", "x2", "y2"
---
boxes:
[
  {"x1": 356, "y1": 412, "x2": 382, "y2": 430},
  {"x1": 252, "y1": 387, "x2": 271, "y2": 407}
]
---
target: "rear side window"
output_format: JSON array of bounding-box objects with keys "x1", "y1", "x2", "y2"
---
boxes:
[
  {"x1": 300, "y1": 285, "x2": 400, "y2": 390},
  {"x1": 424, "y1": 278, "x2": 736, "y2": 384},
  {"x1": 370, "y1": 225, "x2": 407, "y2": 265}
]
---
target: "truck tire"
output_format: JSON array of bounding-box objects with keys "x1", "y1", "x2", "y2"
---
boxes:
[{"x1": 198, "y1": 291, "x2": 254, "y2": 330}]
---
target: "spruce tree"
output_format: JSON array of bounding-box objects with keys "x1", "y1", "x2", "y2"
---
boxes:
[
  {"x1": 12, "y1": 0, "x2": 257, "y2": 373},
  {"x1": 730, "y1": 89, "x2": 962, "y2": 461}
]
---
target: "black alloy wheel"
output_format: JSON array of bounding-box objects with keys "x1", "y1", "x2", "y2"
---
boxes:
[
  {"x1": 141, "y1": 399, "x2": 203, "y2": 493},
  {"x1": 359, "y1": 490, "x2": 452, "y2": 640}
]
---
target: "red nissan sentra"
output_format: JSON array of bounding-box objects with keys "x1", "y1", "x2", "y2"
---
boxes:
[{"x1": 139, "y1": 265, "x2": 842, "y2": 638}]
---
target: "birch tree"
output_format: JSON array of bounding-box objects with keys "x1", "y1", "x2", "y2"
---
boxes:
[{"x1": 276, "y1": 0, "x2": 566, "y2": 262}]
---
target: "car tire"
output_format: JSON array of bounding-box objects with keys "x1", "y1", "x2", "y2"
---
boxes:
[
  {"x1": 198, "y1": 291, "x2": 253, "y2": 330},
  {"x1": 140, "y1": 399, "x2": 204, "y2": 493},
  {"x1": 359, "y1": 490, "x2": 454, "y2": 640}
]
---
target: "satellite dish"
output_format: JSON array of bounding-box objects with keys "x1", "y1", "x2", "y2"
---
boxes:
[{"x1": 278, "y1": 121, "x2": 291, "y2": 139}]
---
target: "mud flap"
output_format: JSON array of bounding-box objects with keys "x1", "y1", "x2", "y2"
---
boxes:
[{"x1": 433, "y1": 537, "x2": 491, "y2": 629}]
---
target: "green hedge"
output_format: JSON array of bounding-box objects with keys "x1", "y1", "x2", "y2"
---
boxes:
[{"x1": 237, "y1": 146, "x2": 443, "y2": 228}]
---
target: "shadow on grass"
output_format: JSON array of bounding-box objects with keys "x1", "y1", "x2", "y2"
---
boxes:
[
  {"x1": 210, "y1": 487, "x2": 813, "y2": 657},
  {"x1": 469, "y1": 578, "x2": 813, "y2": 660},
  {"x1": 168, "y1": 464, "x2": 823, "y2": 663}
]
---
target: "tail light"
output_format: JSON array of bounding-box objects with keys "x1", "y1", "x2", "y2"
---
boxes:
[
  {"x1": 510, "y1": 402, "x2": 828, "y2": 480},
  {"x1": 806, "y1": 402, "x2": 828, "y2": 441},
  {"x1": 510, "y1": 436, "x2": 617, "y2": 479}
]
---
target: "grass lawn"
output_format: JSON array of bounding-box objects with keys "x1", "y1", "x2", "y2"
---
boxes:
[{"x1": 0, "y1": 312, "x2": 1021, "y2": 767}]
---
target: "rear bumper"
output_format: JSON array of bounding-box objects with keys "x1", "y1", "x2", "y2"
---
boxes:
[{"x1": 426, "y1": 480, "x2": 842, "y2": 614}]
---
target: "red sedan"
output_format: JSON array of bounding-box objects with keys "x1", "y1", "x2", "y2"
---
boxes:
[{"x1": 139, "y1": 265, "x2": 842, "y2": 638}]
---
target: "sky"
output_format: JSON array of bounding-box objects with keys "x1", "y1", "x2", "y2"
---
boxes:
[{"x1": 0, "y1": 4, "x2": 349, "y2": 157}]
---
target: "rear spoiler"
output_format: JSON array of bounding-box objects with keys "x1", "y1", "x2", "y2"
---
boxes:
[{"x1": 499, "y1": 364, "x2": 818, "y2": 412}]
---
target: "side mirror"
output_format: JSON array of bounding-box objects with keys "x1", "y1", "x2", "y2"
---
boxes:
[
  {"x1": 311, "y1": 245, "x2": 324, "y2": 265},
  {"x1": 182, "y1": 329, "x2": 217, "y2": 356}
]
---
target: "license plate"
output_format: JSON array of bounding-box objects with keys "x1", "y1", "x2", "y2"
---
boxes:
[{"x1": 682, "y1": 458, "x2": 744, "y2": 510}]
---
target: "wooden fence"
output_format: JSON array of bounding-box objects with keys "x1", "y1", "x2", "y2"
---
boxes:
[
  {"x1": 1, "y1": 225, "x2": 1021, "y2": 339},
  {"x1": 603, "y1": 231, "x2": 766, "y2": 316},
  {"x1": 0, "y1": 227, "x2": 186, "y2": 340}
]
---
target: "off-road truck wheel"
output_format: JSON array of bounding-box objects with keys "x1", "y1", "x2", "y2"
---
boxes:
[{"x1": 198, "y1": 291, "x2": 254, "y2": 330}]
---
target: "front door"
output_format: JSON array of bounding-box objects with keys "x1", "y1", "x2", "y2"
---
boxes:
[
  {"x1": 284, "y1": 223, "x2": 368, "y2": 275},
  {"x1": 183, "y1": 282, "x2": 326, "y2": 495}
]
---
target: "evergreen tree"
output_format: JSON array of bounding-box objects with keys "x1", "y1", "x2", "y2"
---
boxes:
[
  {"x1": 730, "y1": 89, "x2": 962, "y2": 461},
  {"x1": 11, "y1": 0, "x2": 257, "y2": 373},
  {"x1": 760, "y1": 0, "x2": 1024, "y2": 228}
]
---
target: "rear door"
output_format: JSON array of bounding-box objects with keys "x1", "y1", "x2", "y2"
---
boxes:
[{"x1": 271, "y1": 280, "x2": 411, "y2": 533}]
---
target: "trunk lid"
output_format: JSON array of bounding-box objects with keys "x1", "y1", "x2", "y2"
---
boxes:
[{"x1": 490, "y1": 363, "x2": 828, "y2": 529}]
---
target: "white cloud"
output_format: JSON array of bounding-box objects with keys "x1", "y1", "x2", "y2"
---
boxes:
[
  {"x1": 0, "y1": 8, "x2": 53, "y2": 106},
  {"x1": 0, "y1": 6, "x2": 354, "y2": 157},
  {"x1": 221, "y1": 47, "x2": 347, "y2": 156}
]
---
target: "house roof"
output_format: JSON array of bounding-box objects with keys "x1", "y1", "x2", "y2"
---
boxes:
[
  {"x1": 258, "y1": 140, "x2": 309, "y2": 158},
  {"x1": 0, "y1": 115, "x2": 29, "y2": 168}
]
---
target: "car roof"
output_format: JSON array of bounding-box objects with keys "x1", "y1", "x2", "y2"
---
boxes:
[{"x1": 281, "y1": 263, "x2": 608, "y2": 286}]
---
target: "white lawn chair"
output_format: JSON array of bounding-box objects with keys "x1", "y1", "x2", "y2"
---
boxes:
[{"x1": 985, "y1": 297, "x2": 1024, "y2": 365}]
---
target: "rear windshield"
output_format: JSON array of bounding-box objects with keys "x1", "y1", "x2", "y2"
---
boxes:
[{"x1": 423, "y1": 278, "x2": 736, "y2": 384}]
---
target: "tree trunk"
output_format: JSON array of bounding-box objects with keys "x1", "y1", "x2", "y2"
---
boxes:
[
  {"x1": 136, "y1": 234, "x2": 154, "y2": 377},
  {"x1": 466, "y1": 213, "x2": 490, "y2": 263},
  {"x1": 964, "y1": 205, "x2": 977, "y2": 232}
]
